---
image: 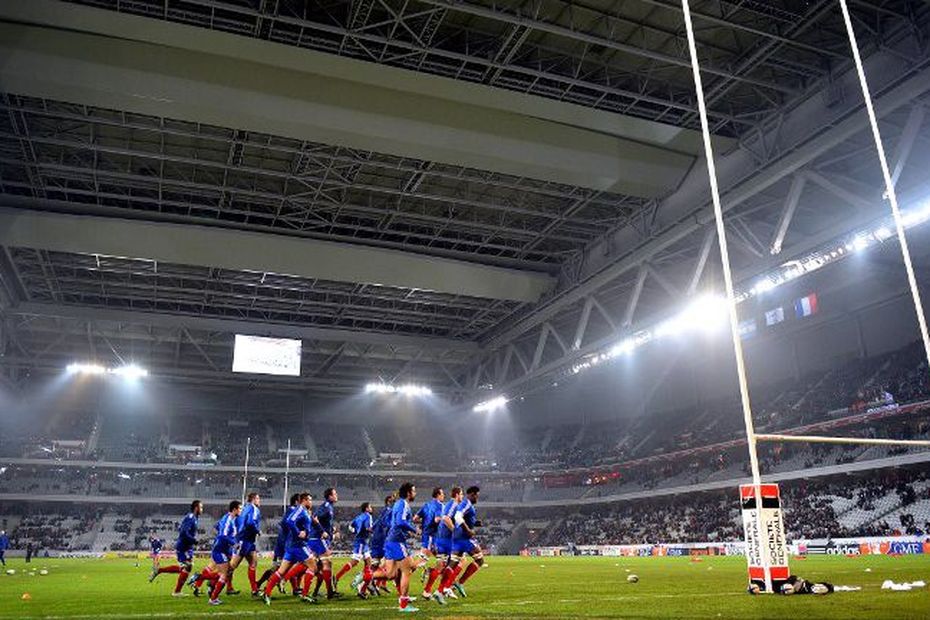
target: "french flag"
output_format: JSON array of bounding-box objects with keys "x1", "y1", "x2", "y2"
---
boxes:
[{"x1": 794, "y1": 293, "x2": 818, "y2": 318}]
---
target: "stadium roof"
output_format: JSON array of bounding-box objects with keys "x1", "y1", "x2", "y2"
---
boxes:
[{"x1": 0, "y1": 0, "x2": 928, "y2": 399}]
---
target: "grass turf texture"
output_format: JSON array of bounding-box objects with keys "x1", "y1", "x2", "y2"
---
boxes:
[{"x1": 0, "y1": 555, "x2": 927, "y2": 619}]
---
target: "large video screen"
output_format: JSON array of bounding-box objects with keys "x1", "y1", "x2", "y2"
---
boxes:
[{"x1": 232, "y1": 334, "x2": 302, "y2": 376}]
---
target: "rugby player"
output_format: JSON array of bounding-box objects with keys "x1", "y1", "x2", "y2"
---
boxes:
[
  {"x1": 228, "y1": 492, "x2": 262, "y2": 596},
  {"x1": 150, "y1": 500, "x2": 202, "y2": 597}
]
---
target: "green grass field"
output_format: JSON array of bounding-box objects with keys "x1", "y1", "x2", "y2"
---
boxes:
[{"x1": 0, "y1": 554, "x2": 928, "y2": 619}]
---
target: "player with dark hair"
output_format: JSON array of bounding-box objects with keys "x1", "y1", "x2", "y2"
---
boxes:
[
  {"x1": 356, "y1": 494, "x2": 395, "y2": 597},
  {"x1": 334, "y1": 501, "x2": 373, "y2": 592},
  {"x1": 262, "y1": 492, "x2": 317, "y2": 606},
  {"x1": 150, "y1": 500, "x2": 202, "y2": 597},
  {"x1": 228, "y1": 492, "x2": 262, "y2": 596},
  {"x1": 308, "y1": 487, "x2": 340, "y2": 600},
  {"x1": 148, "y1": 536, "x2": 164, "y2": 571},
  {"x1": 414, "y1": 487, "x2": 444, "y2": 566},
  {"x1": 424, "y1": 486, "x2": 461, "y2": 603},
  {"x1": 365, "y1": 482, "x2": 419, "y2": 612},
  {"x1": 256, "y1": 493, "x2": 299, "y2": 594},
  {"x1": 192, "y1": 500, "x2": 242, "y2": 606},
  {"x1": 439, "y1": 486, "x2": 483, "y2": 598}
]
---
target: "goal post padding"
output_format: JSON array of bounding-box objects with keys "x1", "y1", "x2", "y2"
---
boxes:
[{"x1": 740, "y1": 483, "x2": 789, "y2": 593}]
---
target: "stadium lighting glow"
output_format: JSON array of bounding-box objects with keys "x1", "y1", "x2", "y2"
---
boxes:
[
  {"x1": 473, "y1": 396, "x2": 508, "y2": 413},
  {"x1": 66, "y1": 363, "x2": 149, "y2": 379},
  {"x1": 483, "y1": 198, "x2": 930, "y2": 408},
  {"x1": 364, "y1": 382, "x2": 432, "y2": 397},
  {"x1": 66, "y1": 363, "x2": 106, "y2": 375},
  {"x1": 110, "y1": 365, "x2": 148, "y2": 379}
]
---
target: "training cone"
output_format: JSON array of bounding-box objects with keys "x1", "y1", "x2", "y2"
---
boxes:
[{"x1": 21, "y1": 592, "x2": 32, "y2": 601}]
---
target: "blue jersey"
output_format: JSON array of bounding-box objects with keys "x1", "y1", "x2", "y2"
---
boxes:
[
  {"x1": 310, "y1": 500, "x2": 335, "y2": 540},
  {"x1": 285, "y1": 505, "x2": 312, "y2": 548},
  {"x1": 276, "y1": 508, "x2": 292, "y2": 547},
  {"x1": 436, "y1": 499, "x2": 456, "y2": 540},
  {"x1": 236, "y1": 502, "x2": 261, "y2": 543},
  {"x1": 417, "y1": 499, "x2": 443, "y2": 537},
  {"x1": 386, "y1": 498, "x2": 417, "y2": 544},
  {"x1": 370, "y1": 506, "x2": 392, "y2": 547},
  {"x1": 0, "y1": 534, "x2": 8, "y2": 551},
  {"x1": 452, "y1": 498, "x2": 477, "y2": 541},
  {"x1": 213, "y1": 513, "x2": 239, "y2": 552},
  {"x1": 150, "y1": 537, "x2": 163, "y2": 554},
  {"x1": 351, "y1": 512, "x2": 374, "y2": 543},
  {"x1": 176, "y1": 512, "x2": 199, "y2": 551}
]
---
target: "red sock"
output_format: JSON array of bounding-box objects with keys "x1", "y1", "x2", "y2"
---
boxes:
[
  {"x1": 226, "y1": 573, "x2": 234, "y2": 592},
  {"x1": 301, "y1": 570, "x2": 316, "y2": 597},
  {"x1": 263, "y1": 571, "x2": 281, "y2": 597},
  {"x1": 322, "y1": 569, "x2": 333, "y2": 596},
  {"x1": 336, "y1": 563, "x2": 352, "y2": 581},
  {"x1": 399, "y1": 595, "x2": 410, "y2": 609},
  {"x1": 439, "y1": 565, "x2": 461, "y2": 591},
  {"x1": 194, "y1": 567, "x2": 216, "y2": 589},
  {"x1": 157, "y1": 565, "x2": 181, "y2": 575},
  {"x1": 247, "y1": 566, "x2": 257, "y2": 593},
  {"x1": 174, "y1": 570, "x2": 189, "y2": 594},
  {"x1": 210, "y1": 576, "x2": 226, "y2": 601},
  {"x1": 283, "y1": 563, "x2": 307, "y2": 583},
  {"x1": 290, "y1": 576, "x2": 300, "y2": 593},
  {"x1": 425, "y1": 566, "x2": 442, "y2": 593},
  {"x1": 459, "y1": 562, "x2": 480, "y2": 584}
]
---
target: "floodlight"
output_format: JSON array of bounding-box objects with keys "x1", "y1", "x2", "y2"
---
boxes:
[
  {"x1": 873, "y1": 227, "x2": 893, "y2": 241},
  {"x1": 110, "y1": 365, "x2": 148, "y2": 379},
  {"x1": 66, "y1": 363, "x2": 106, "y2": 375},
  {"x1": 473, "y1": 396, "x2": 507, "y2": 413},
  {"x1": 365, "y1": 382, "x2": 432, "y2": 396}
]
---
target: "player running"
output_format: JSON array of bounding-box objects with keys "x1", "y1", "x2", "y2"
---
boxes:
[
  {"x1": 308, "y1": 487, "x2": 340, "y2": 600},
  {"x1": 424, "y1": 486, "x2": 461, "y2": 603},
  {"x1": 150, "y1": 500, "x2": 202, "y2": 597},
  {"x1": 148, "y1": 536, "x2": 164, "y2": 571},
  {"x1": 356, "y1": 494, "x2": 395, "y2": 598},
  {"x1": 191, "y1": 500, "x2": 242, "y2": 606},
  {"x1": 365, "y1": 482, "x2": 420, "y2": 613},
  {"x1": 334, "y1": 502, "x2": 373, "y2": 592},
  {"x1": 257, "y1": 493, "x2": 299, "y2": 595},
  {"x1": 414, "y1": 487, "x2": 445, "y2": 574},
  {"x1": 227, "y1": 492, "x2": 262, "y2": 596},
  {"x1": 439, "y1": 486, "x2": 483, "y2": 598},
  {"x1": 261, "y1": 492, "x2": 318, "y2": 605},
  {"x1": 0, "y1": 530, "x2": 7, "y2": 566}
]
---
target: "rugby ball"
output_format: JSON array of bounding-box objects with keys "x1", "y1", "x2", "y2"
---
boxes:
[
  {"x1": 5, "y1": 569, "x2": 14, "y2": 575},
  {"x1": 39, "y1": 570, "x2": 48, "y2": 576},
  {"x1": 627, "y1": 574, "x2": 639, "y2": 583}
]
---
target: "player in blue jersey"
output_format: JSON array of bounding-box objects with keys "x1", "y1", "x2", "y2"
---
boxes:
[
  {"x1": 194, "y1": 500, "x2": 242, "y2": 606},
  {"x1": 366, "y1": 482, "x2": 420, "y2": 613},
  {"x1": 227, "y1": 492, "x2": 262, "y2": 596},
  {"x1": 0, "y1": 530, "x2": 8, "y2": 566},
  {"x1": 257, "y1": 493, "x2": 299, "y2": 594},
  {"x1": 262, "y1": 492, "x2": 318, "y2": 606},
  {"x1": 307, "y1": 487, "x2": 340, "y2": 600},
  {"x1": 333, "y1": 502, "x2": 373, "y2": 592},
  {"x1": 414, "y1": 487, "x2": 445, "y2": 578},
  {"x1": 150, "y1": 500, "x2": 202, "y2": 597},
  {"x1": 439, "y1": 486, "x2": 483, "y2": 598},
  {"x1": 424, "y1": 486, "x2": 460, "y2": 603},
  {"x1": 148, "y1": 536, "x2": 164, "y2": 570},
  {"x1": 359, "y1": 494, "x2": 395, "y2": 597}
]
